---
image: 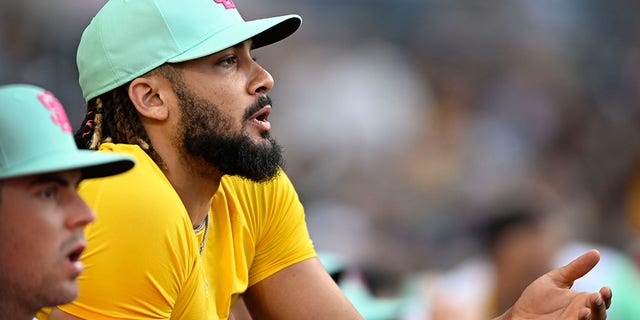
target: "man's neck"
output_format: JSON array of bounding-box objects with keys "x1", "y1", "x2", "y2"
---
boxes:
[
  {"x1": 0, "y1": 301, "x2": 35, "y2": 320},
  {"x1": 170, "y1": 172, "x2": 220, "y2": 228},
  {"x1": 161, "y1": 151, "x2": 222, "y2": 228},
  {"x1": 143, "y1": 124, "x2": 222, "y2": 227}
]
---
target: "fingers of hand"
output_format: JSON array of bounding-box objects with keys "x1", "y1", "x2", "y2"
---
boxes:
[
  {"x1": 599, "y1": 286, "x2": 612, "y2": 309},
  {"x1": 579, "y1": 308, "x2": 592, "y2": 320},
  {"x1": 589, "y1": 292, "x2": 607, "y2": 319},
  {"x1": 553, "y1": 250, "x2": 601, "y2": 286}
]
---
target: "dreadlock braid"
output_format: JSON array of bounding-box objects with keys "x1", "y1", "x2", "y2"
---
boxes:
[
  {"x1": 89, "y1": 98, "x2": 103, "y2": 150},
  {"x1": 75, "y1": 109, "x2": 97, "y2": 149},
  {"x1": 73, "y1": 82, "x2": 164, "y2": 166}
]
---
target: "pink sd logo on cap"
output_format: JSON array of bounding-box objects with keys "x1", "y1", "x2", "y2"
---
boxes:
[
  {"x1": 37, "y1": 91, "x2": 72, "y2": 134},
  {"x1": 214, "y1": 0, "x2": 235, "y2": 9}
]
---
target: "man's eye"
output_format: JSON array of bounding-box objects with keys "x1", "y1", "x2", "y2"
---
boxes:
[
  {"x1": 219, "y1": 56, "x2": 237, "y2": 66},
  {"x1": 40, "y1": 186, "x2": 59, "y2": 201}
]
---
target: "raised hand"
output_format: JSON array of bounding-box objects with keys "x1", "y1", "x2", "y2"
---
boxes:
[{"x1": 496, "y1": 249, "x2": 612, "y2": 320}]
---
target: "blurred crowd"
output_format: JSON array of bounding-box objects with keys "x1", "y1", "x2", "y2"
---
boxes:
[{"x1": 2, "y1": 0, "x2": 640, "y2": 319}]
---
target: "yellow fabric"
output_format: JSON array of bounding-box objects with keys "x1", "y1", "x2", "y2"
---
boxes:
[
  {"x1": 39, "y1": 143, "x2": 208, "y2": 319},
  {"x1": 37, "y1": 143, "x2": 315, "y2": 320},
  {"x1": 204, "y1": 169, "x2": 317, "y2": 319}
]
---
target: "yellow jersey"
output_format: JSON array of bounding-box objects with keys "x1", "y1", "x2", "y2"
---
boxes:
[{"x1": 38, "y1": 143, "x2": 315, "y2": 319}]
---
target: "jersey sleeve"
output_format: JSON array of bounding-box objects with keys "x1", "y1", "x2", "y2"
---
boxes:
[
  {"x1": 53, "y1": 147, "x2": 208, "y2": 319},
  {"x1": 239, "y1": 170, "x2": 317, "y2": 286}
]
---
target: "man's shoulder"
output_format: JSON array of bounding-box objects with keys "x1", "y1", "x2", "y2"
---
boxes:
[
  {"x1": 91, "y1": 143, "x2": 171, "y2": 186},
  {"x1": 220, "y1": 168, "x2": 295, "y2": 192},
  {"x1": 216, "y1": 169, "x2": 300, "y2": 215},
  {"x1": 81, "y1": 144, "x2": 187, "y2": 220}
]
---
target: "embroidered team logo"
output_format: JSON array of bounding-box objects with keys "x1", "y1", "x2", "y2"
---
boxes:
[
  {"x1": 37, "y1": 91, "x2": 72, "y2": 134},
  {"x1": 214, "y1": 0, "x2": 235, "y2": 9}
]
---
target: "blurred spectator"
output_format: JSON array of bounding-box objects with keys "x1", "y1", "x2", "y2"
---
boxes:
[
  {"x1": 409, "y1": 199, "x2": 640, "y2": 320},
  {"x1": 319, "y1": 252, "x2": 407, "y2": 320},
  {"x1": 478, "y1": 204, "x2": 559, "y2": 316},
  {"x1": 623, "y1": 164, "x2": 640, "y2": 269},
  {"x1": 422, "y1": 202, "x2": 558, "y2": 319}
]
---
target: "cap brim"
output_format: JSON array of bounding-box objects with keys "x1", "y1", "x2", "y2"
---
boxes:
[
  {"x1": 0, "y1": 150, "x2": 135, "y2": 180},
  {"x1": 168, "y1": 14, "x2": 301, "y2": 63}
]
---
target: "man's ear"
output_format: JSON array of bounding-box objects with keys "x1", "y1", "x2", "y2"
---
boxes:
[{"x1": 128, "y1": 76, "x2": 170, "y2": 121}]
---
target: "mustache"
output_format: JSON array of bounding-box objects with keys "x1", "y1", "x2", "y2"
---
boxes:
[
  {"x1": 60, "y1": 232, "x2": 86, "y2": 254},
  {"x1": 243, "y1": 95, "x2": 272, "y2": 121}
]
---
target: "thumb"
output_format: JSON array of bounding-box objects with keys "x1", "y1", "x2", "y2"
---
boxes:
[{"x1": 548, "y1": 249, "x2": 600, "y2": 288}]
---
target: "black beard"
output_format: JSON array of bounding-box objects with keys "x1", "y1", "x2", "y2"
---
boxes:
[{"x1": 177, "y1": 89, "x2": 284, "y2": 183}]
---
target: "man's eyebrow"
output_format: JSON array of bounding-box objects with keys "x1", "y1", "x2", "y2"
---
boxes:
[{"x1": 29, "y1": 173, "x2": 79, "y2": 188}]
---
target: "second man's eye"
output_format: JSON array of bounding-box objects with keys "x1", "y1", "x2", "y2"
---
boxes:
[{"x1": 40, "y1": 186, "x2": 60, "y2": 202}]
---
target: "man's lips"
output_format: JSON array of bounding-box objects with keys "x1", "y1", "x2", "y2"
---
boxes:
[
  {"x1": 249, "y1": 105, "x2": 272, "y2": 131},
  {"x1": 67, "y1": 244, "x2": 85, "y2": 262},
  {"x1": 65, "y1": 242, "x2": 87, "y2": 275}
]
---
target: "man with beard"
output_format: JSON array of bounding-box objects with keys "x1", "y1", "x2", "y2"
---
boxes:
[
  {"x1": 41, "y1": 0, "x2": 612, "y2": 319},
  {"x1": 0, "y1": 84, "x2": 134, "y2": 319}
]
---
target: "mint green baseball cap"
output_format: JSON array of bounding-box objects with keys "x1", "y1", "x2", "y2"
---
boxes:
[
  {"x1": 0, "y1": 84, "x2": 135, "y2": 180},
  {"x1": 78, "y1": 0, "x2": 302, "y2": 101}
]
